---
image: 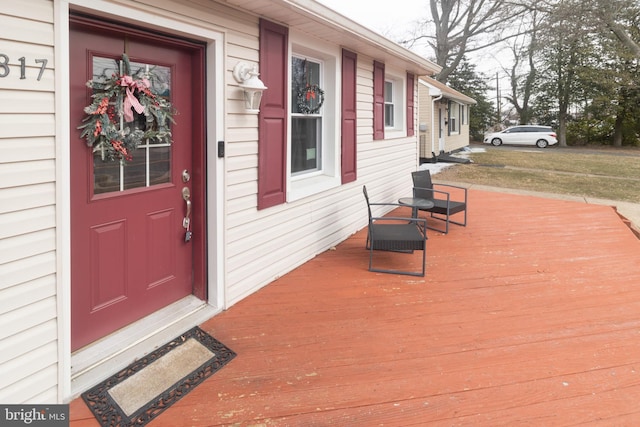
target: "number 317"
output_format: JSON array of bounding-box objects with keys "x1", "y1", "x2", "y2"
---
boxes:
[{"x1": 0, "y1": 54, "x2": 48, "y2": 81}]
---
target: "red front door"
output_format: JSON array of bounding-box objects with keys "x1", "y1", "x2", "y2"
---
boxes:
[{"x1": 70, "y1": 17, "x2": 206, "y2": 351}]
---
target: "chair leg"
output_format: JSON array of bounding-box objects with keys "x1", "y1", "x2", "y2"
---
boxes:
[
  {"x1": 427, "y1": 212, "x2": 450, "y2": 234},
  {"x1": 368, "y1": 242, "x2": 426, "y2": 277},
  {"x1": 427, "y1": 211, "x2": 466, "y2": 233},
  {"x1": 369, "y1": 244, "x2": 374, "y2": 271}
]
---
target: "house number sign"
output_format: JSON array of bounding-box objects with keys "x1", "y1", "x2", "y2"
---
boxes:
[{"x1": 0, "y1": 54, "x2": 48, "y2": 81}]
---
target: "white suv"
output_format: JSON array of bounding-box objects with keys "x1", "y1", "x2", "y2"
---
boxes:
[{"x1": 484, "y1": 125, "x2": 558, "y2": 148}]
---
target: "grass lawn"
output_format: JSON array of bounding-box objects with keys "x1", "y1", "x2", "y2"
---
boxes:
[{"x1": 433, "y1": 146, "x2": 640, "y2": 204}]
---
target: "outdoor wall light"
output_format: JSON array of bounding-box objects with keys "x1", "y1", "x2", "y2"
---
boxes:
[{"x1": 233, "y1": 62, "x2": 267, "y2": 113}]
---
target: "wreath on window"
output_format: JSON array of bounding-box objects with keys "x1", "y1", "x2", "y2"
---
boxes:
[
  {"x1": 296, "y1": 83, "x2": 325, "y2": 114},
  {"x1": 78, "y1": 53, "x2": 176, "y2": 162}
]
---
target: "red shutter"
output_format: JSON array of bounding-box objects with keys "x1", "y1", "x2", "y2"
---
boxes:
[
  {"x1": 373, "y1": 60, "x2": 385, "y2": 140},
  {"x1": 406, "y1": 73, "x2": 415, "y2": 137},
  {"x1": 258, "y1": 19, "x2": 288, "y2": 209},
  {"x1": 341, "y1": 49, "x2": 357, "y2": 184}
]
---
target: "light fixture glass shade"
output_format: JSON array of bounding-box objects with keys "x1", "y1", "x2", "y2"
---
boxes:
[
  {"x1": 233, "y1": 62, "x2": 267, "y2": 112},
  {"x1": 241, "y1": 86, "x2": 264, "y2": 112}
]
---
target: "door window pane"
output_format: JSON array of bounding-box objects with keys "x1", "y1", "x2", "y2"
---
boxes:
[{"x1": 91, "y1": 56, "x2": 172, "y2": 195}]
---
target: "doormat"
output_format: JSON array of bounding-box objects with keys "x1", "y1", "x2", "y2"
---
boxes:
[{"x1": 81, "y1": 326, "x2": 236, "y2": 427}]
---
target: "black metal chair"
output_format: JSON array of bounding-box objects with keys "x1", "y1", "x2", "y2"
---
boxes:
[
  {"x1": 411, "y1": 170, "x2": 467, "y2": 234},
  {"x1": 363, "y1": 185, "x2": 427, "y2": 277}
]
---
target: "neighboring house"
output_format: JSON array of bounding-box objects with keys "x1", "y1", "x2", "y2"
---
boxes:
[
  {"x1": 0, "y1": 0, "x2": 441, "y2": 403},
  {"x1": 418, "y1": 77, "x2": 476, "y2": 162}
]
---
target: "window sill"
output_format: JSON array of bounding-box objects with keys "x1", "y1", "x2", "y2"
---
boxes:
[
  {"x1": 288, "y1": 173, "x2": 340, "y2": 202},
  {"x1": 384, "y1": 129, "x2": 406, "y2": 139}
]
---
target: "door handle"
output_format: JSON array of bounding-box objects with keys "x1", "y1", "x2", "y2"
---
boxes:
[{"x1": 182, "y1": 187, "x2": 191, "y2": 229}]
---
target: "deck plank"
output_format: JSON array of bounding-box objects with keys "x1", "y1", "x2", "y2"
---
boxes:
[{"x1": 69, "y1": 189, "x2": 640, "y2": 426}]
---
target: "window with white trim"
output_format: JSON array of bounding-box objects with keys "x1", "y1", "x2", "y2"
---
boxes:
[
  {"x1": 382, "y1": 71, "x2": 405, "y2": 137},
  {"x1": 291, "y1": 56, "x2": 323, "y2": 174},
  {"x1": 449, "y1": 101, "x2": 459, "y2": 134},
  {"x1": 288, "y1": 40, "x2": 339, "y2": 201},
  {"x1": 384, "y1": 81, "x2": 394, "y2": 127}
]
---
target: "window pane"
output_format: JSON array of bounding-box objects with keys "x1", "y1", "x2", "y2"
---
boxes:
[
  {"x1": 94, "y1": 154, "x2": 121, "y2": 194},
  {"x1": 384, "y1": 81, "x2": 393, "y2": 102},
  {"x1": 292, "y1": 57, "x2": 321, "y2": 114},
  {"x1": 384, "y1": 81, "x2": 394, "y2": 127},
  {"x1": 385, "y1": 104, "x2": 394, "y2": 127},
  {"x1": 449, "y1": 103, "x2": 459, "y2": 132},
  {"x1": 291, "y1": 117, "x2": 321, "y2": 173},
  {"x1": 123, "y1": 150, "x2": 147, "y2": 190},
  {"x1": 149, "y1": 146, "x2": 171, "y2": 185}
]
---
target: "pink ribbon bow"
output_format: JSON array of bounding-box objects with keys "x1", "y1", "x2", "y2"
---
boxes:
[{"x1": 120, "y1": 75, "x2": 149, "y2": 122}]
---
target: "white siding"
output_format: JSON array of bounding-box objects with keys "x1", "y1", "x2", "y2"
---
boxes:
[
  {"x1": 0, "y1": 0, "x2": 430, "y2": 402},
  {"x1": 138, "y1": 0, "x2": 423, "y2": 306},
  {"x1": 0, "y1": 0, "x2": 58, "y2": 404},
  {"x1": 143, "y1": 1, "x2": 422, "y2": 306},
  {"x1": 224, "y1": 51, "x2": 419, "y2": 305},
  {"x1": 418, "y1": 81, "x2": 434, "y2": 158}
]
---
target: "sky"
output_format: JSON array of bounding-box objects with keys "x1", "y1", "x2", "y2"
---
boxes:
[
  {"x1": 316, "y1": 0, "x2": 504, "y2": 73},
  {"x1": 317, "y1": 0, "x2": 427, "y2": 35},
  {"x1": 317, "y1": 0, "x2": 430, "y2": 57}
]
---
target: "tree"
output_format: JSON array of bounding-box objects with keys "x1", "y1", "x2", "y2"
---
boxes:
[
  {"x1": 597, "y1": 0, "x2": 640, "y2": 146},
  {"x1": 501, "y1": 10, "x2": 546, "y2": 125},
  {"x1": 535, "y1": 0, "x2": 640, "y2": 57},
  {"x1": 403, "y1": 0, "x2": 529, "y2": 83},
  {"x1": 591, "y1": 0, "x2": 640, "y2": 57},
  {"x1": 400, "y1": 0, "x2": 640, "y2": 146},
  {"x1": 589, "y1": 32, "x2": 640, "y2": 146},
  {"x1": 537, "y1": 0, "x2": 640, "y2": 146},
  {"x1": 447, "y1": 57, "x2": 496, "y2": 140}
]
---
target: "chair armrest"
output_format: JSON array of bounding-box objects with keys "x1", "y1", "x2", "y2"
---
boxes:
[
  {"x1": 369, "y1": 202, "x2": 406, "y2": 208},
  {"x1": 371, "y1": 216, "x2": 427, "y2": 226},
  {"x1": 413, "y1": 186, "x2": 450, "y2": 202},
  {"x1": 369, "y1": 202, "x2": 428, "y2": 221},
  {"x1": 371, "y1": 216, "x2": 428, "y2": 238},
  {"x1": 433, "y1": 182, "x2": 466, "y2": 191},
  {"x1": 433, "y1": 182, "x2": 468, "y2": 201}
]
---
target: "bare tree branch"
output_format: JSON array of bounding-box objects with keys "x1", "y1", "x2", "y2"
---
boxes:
[
  {"x1": 403, "y1": 0, "x2": 531, "y2": 82},
  {"x1": 606, "y1": 20, "x2": 640, "y2": 57}
]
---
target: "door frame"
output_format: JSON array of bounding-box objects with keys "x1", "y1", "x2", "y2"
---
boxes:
[{"x1": 56, "y1": 0, "x2": 226, "y2": 401}]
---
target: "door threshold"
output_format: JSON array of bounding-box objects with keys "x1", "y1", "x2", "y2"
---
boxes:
[{"x1": 70, "y1": 295, "x2": 219, "y2": 399}]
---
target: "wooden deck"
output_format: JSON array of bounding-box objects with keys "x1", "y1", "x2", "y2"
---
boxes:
[{"x1": 70, "y1": 189, "x2": 640, "y2": 426}]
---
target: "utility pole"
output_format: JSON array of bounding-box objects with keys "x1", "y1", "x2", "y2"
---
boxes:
[{"x1": 496, "y1": 72, "x2": 501, "y2": 126}]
